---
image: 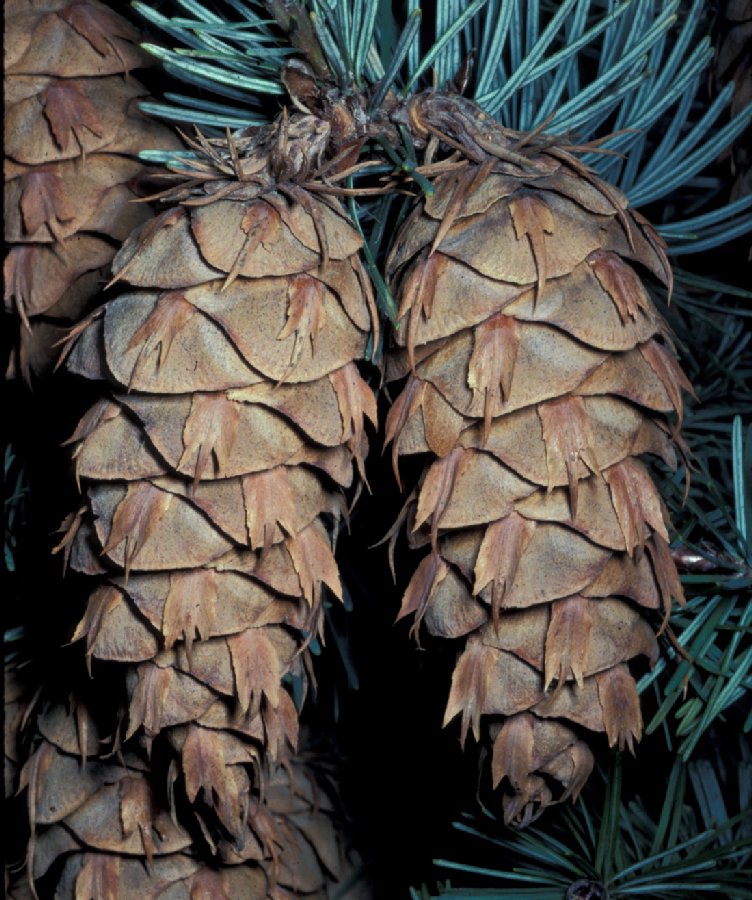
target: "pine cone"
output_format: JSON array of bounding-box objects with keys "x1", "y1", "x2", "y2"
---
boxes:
[
  {"x1": 384, "y1": 92, "x2": 692, "y2": 826},
  {"x1": 3, "y1": 0, "x2": 180, "y2": 381},
  {"x1": 56, "y1": 117, "x2": 377, "y2": 854}
]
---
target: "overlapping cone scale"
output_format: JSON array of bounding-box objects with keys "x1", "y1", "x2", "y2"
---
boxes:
[
  {"x1": 58, "y1": 121, "x2": 377, "y2": 872},
  {"x1": 385, "y1": 93, "x2": 692, "y2": 825},
  {"x1": 3, "y1": 0, "x2": 180, "y2": 381}
]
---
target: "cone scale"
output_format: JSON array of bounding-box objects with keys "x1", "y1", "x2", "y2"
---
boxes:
[{"x1": 384, "y1": 92, "x2": 692, "y2": 825}]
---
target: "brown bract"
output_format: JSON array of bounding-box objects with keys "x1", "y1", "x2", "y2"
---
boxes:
[{"x1": 385, "y1": 93, "x2": 691, "y2": 825}]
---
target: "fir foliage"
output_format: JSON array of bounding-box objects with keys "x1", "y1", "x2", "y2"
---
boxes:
[{"x1": 133, "y1": 0, "x2": 751, "y2": 252}]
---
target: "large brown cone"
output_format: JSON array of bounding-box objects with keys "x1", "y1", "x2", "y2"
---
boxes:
[
  {"x1": 57, "y1": 119, "x2": 377, "y2": 859},
  {"x1": 384, "y1": 92, "x2": 692, "y2": 826},
  {"x1": 3, "y1": 0, "x2": 180, "y2": 381},
  {"x1": 19, "y1": 704, "x2": 367, "y2": 898}
]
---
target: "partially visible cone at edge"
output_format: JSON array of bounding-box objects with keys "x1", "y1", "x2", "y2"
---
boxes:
[
  {"x1": 18, "y1": 703, "x2": 368, "y2": 898},
  {"x1": 3, "y1": 0, "x2": 181, "y2": 381},
  {"x1": 56, "y1": 113, "x2": 378, "y2": 858},
  {"x1": 384, "y1": 91, "x2": 692, "y2": 826}
]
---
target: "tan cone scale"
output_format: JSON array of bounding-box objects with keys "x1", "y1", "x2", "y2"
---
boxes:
[
  {"x1": 20, "y1": 704, "x2": 367, "y2": 898},
  {"x1": 384, "y1": 93, "x2": 692, "y2": 826},
  {"x1": 56, "y1": 117, "x2": 378, "y2": 858},
  {"x1": 4, "y1": 0, "x2": 180, "y2": 381}
]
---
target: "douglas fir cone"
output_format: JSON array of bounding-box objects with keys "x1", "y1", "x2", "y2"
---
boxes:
[
  {"x1": 384, "y1": 92, "x2": 693, "y2": 826},
  {"x1": 39, "y1": 112, "x2": 377, "y2": 894}
]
